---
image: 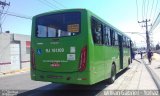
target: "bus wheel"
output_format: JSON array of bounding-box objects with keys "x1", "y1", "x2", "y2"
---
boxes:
[
  {"x1": 128, "y1": 58, "x2": 131, "y2": 65},
  {"x1": 108, "y1": 64, "x2": 116, "y2": 84}
]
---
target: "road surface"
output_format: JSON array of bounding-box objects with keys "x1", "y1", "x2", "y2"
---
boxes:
[{"x1": 0, "y1": 58, "x2": 158, "y2": 96}]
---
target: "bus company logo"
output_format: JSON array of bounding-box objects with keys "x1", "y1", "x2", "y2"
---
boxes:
[
  {"x1": 37, "y1": 49, "x2": 42, "y2": 55},
  {"x1": 51, "y1": 63, "x2": 60, "y2": 67}
]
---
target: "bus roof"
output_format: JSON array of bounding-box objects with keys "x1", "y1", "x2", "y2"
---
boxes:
[{"x1": 33, "y1": 8, "x2": 131, "y2": 39}]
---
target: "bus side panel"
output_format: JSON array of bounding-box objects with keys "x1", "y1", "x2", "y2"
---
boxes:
[
  {"x1": 104, "y1": 47, "x2": 120, "y2": 79},
  {"x1": 89, "y1": 46, "x2": 120, "y2": 84},
  {"x1": 87, "y1": 12, "x2": 120, "y2": 84},
  {"x1": 123, "y1": 48, "x2": 130, "y2": 68}
]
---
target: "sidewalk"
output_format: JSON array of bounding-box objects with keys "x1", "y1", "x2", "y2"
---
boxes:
[
  {"x1": 143, "y1": 53, "x2": 160, "y2": 80},
  {"x1": 103, "y1": 56, "x2": 158, "y2": 90},
  {"x1": 142, "y1": 53, "x2": 160, "y2": 89},
  {"x1": 0, "y1": 68, "x2": 30, "y2": 77}
]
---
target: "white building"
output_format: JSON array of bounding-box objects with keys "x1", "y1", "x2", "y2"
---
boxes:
[{"x1": 0, "y1": 32, "x2": 30, "y2": 73}]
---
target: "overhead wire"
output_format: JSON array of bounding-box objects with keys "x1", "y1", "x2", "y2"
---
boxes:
[
  {"x1": 136, "y1": 0, "x2": 145, "y2": 32},
  {"x1": 52, "y1": 0, "x2": 67, "y2": 9},
  {"x1": 1, "y1": 0, "x2": 67, "y2": 21},
  {"x1": 0, "y1": 10, "x2": 32, "y2": 20},
  {"x1": 152, "y1": 0, "x2": 158, "y2": 23},
  {"x1": 1, "y1": 5, "x2": 10, "y2": 25},
  {"x1": 150, "y1": 0, "x2": 159, "y2": 32},
  {"x1": 149, "y1": 0, "x2": 155, "y2": 20},
  {"x1": 142, "y1": 0, "x2": 144, "y2": 20},
  {"x1": 38, "y1": 0, "x2": 58, "y2": 10},
  {"x1": 45, "y1": 0, "x2": 60, "y2": 9},
  {"x1": 136, "y1": 0, "x2": 139, "y2": 21},
  {"x1": 142, "y1": 0, "x2": 146, "y2": 20},
  {"x1": 146, "y1": 0, "x2": 149, "y2": 19},
  {"x1": 0, "y1": 1, "x2": 7, "y2": 32},
  {"x1": 150, "y1": 12, "x2": 160, "y2": 32}
]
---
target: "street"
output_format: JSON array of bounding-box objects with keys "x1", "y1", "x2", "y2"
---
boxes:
[
  {"x1": 0, "y1": 55, "x2": 159, "y2": 96},
  {"x1": 0, "y1": 1, "x2": 160, "y2": 96}
]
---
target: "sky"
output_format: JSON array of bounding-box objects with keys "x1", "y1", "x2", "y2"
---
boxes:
[{"x1": 1, "y1": 0, "x2": 160, "y2": 47}]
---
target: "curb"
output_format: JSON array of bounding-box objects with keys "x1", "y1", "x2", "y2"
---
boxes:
[
  {"x1": 142, "y1": 60, "x2": 160, "y2": 90},
  {"x1": 0, "y1": 68, "x2": 30, "y2": 77}
]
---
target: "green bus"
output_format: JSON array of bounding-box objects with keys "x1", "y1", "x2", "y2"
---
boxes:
[{"x1": 31, "y1": 9, "x2": 132, "y2": 85}]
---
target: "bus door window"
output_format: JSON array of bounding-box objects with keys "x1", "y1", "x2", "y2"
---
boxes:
[
  {"x1": 103, "y1": 26, "x2": 111, "y2": 45},
  {"x1": 91, "y1": 18, "x2": 102, "y2": 45}
]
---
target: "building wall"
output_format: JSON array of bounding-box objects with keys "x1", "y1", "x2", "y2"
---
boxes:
[
  {"x1": 14, "y1": 34, "x2": 30, "y2": 69},
  {"x1": 0, "y1": 33, "x2": 11, "y2": 63},
  {"x1": 0, "y1": 33, "x2": 12, "y2": 72},
  {"x1": 0, "y1": 33, "x2": 30, "y2": 73}
]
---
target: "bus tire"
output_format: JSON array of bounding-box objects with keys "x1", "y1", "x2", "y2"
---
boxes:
[
  {"x1": 128, "y1": 58, "x2": 131, "y2": 65},
  {"x1": 108, "y1": 64, "x2": 116, "y2": 84}
]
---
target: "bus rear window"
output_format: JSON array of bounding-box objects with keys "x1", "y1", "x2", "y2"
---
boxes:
[{"x1": 36, "y1": 12, "x2": 81, "y2": 38}]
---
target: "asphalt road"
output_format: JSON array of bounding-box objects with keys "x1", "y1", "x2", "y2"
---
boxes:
[
  {"x1": 0, "y1": 72, "x2": 109, "y2": 96},
  {"x1": 0, "y1": 58, "x2": 158, "y2": 96}
]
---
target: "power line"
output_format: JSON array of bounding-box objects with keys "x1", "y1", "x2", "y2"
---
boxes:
[
  {"x1": 149, "y1": 0, "x2": 155, "y2": 19},
  {"x1": 1, "y1": 5, "x2": 9, "y2": 25},
  {"x1": 52, "y1": 0, "x2": 67, "y2": 9},
  {"x1": 0, "y1": 11, "x2": 32, "y2": 20},
  {"x1": 38, "y1": 0, "x2": 58, "y2": 10},
  {"x1": 45, "y1": 0, "x2": 60, "y2": 9},
  {"x1": 142, "y1": 0, "x2": 144, "y2": 20},
  {"x1": 152, "y1": 0, "x2": 158, "y2": 23},
  {"x1": 150, "y1": 12, "x2": 160, "y2": 32},
  {"x1": 136, "y1": 0, "x2": 139, "y2": 21},
  {"x1": 136, "y1": 0, "x2": 145, "y2": 31},
  {"x1": 142, "y1": 0, "x2": 146, "y2": 20},
  {"x1": 146, "y1": 0, "x2": 149, "y2": 19},
  {"x1": 144, "y1": 0, "x2": 146, "y2": 19},
  {"x1": 0, "y1": 0, "x2": 10, "y2": 33}
]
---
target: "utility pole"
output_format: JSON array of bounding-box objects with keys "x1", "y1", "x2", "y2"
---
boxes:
[
  {"x1": 138, "y1": 19, "x2": 151, "y2": 51},
  {"x1": 0, "y1": 0, "x2": 10, "y2": 33}
]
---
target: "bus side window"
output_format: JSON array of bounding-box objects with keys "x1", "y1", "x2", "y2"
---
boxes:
[
  {"x1": 128, "y1": 39, "x2": 130, "y2": 48},
  {"x1": 103, "y1": 26, "x2": 111, "y2": 45},
  {"x1": 114, "y1": 32, "x2": 119, "y2": 46},
  {"x1": 126, "y1": 38, "x2": 128, "y2": 48},
  {"x1": 91, "y1": 18, "x2": 102, "y2": 45},
  {"x1": 126, "y1": 39, "x2": 129, "y2": 48},
  {"x1": 123, "y1": 37, "x2": 127, "y2": 48},
  {"x1": 110, "y1": 29, "x2": 115, "y2": 46},
  {"x1": 123, "y1": 36, "x2": 125, "y2": 47}
]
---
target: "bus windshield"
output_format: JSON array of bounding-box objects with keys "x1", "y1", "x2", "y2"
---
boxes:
[{"x1": 36, "y1": 12, "x2": 81, "y2": 38}]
